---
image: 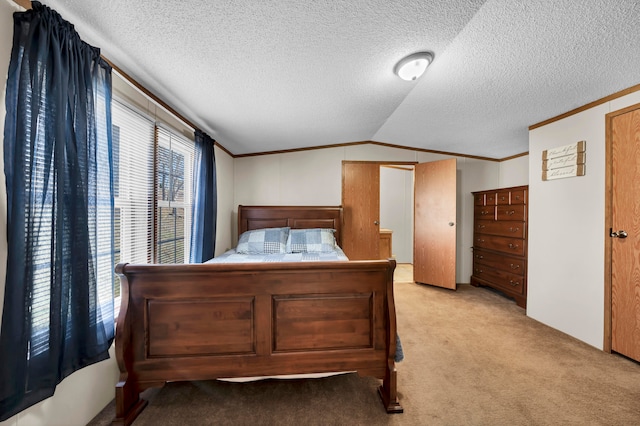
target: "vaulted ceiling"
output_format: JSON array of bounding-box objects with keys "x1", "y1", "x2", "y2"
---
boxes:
[{"x1": 43, "y1": 0, "x2": 640, "y2": 159}]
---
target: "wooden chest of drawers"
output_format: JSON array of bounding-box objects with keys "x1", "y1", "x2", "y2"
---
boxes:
[
  {"x1": 471, "y1": 185, "x2": 528, "y2": 308},
  {"x1": 379, "y1": 229, "x2": 392, "y2": 259}
]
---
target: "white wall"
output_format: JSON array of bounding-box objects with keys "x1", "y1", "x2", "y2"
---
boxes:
[
  {"x1": 499, "y1": 155, "x2": 529, "y2": 187},
  {"x1": 528, "y1": 91, "x2": 640, "y2": 349},
  {"x1": 214, "y1": 146, "x2": 235, "y2": 255},
  {"x1": 234, "y1": 144, "x2": 505, "y2": 283}
]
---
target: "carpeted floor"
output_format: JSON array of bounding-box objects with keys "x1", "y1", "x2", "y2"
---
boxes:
[{"x1": 88, "y1": 264, "x2": 640, "y2": 425}]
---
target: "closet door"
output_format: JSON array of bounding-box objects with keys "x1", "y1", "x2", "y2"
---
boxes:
[
  {"x1": 609, "y1": 105, "x2": 640, "y2": 362},
  {"x1": 414, "y1": 158, "x2": 457, "y2": 289},
  {"x1": 341, "y1": 162, "x2": 380, "y2": 259}
]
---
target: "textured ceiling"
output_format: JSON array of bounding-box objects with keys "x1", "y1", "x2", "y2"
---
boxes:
[{"x1": 42, "y1": 0, "x2": 640, "y2": 159}]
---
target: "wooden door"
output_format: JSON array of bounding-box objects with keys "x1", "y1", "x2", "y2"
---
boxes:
[
  {"x1": 342, "y1": 162, "x2": 380, "y2": 259},
  {"x1": 414, "y1": 159, "x2": 457, "y2": 289},
  {"x1": 609, "y1": 106, "x2": 640, "y2": 361}
]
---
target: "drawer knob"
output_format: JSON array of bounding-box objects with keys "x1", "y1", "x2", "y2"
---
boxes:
[
  {"x1": 507, "y1": 210, "x2": 515, "y2": 215},
  {"x1": 508, "y1": 243, "x2": 519, "y2": 249},
  {"x1": 510, "y1": 264, "x2": 520, "y2": 270},
  {"x1": 509, "y1": 280, "x2": 519, "y2": 286},
  {"x1": 509, "y1": 227, "x2": 520, "y2": 233}
]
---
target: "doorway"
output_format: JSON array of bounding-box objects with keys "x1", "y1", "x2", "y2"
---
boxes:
[
  {"x1": 380, "y1": 165, "x2": 414, "y2": 263},
  {"x1": 342, "y1": 159, "x2": 457, "y2": 290}
]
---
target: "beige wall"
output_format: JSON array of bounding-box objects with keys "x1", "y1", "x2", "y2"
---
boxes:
[
  {"x1": 233, "y1": 145, "x2": 516, "y2": 283},
  {"x1": 499, "y1": 155, "x2": 529, "y2": 187},
  {"x1": 214, "y1": 146, "x2": 235, "y2": 255},
  {"x1": 528, "y1": 90, "x2": 640, "y2": 349}
]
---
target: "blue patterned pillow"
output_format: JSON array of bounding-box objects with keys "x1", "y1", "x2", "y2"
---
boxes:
[
  {"x1": 236, "y1": 227, "x2": 290, "y2": 254},
  {"x1": 286, "y1": 228, "x2": 337, "y2": 253}
]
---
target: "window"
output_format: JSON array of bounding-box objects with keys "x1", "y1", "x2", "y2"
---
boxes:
[
  {"x1": 111, "y1": 100, "x2": 155, "y2": 269},
  {"x1": 25, "y1": 80, "x2": 115, "y2": 359},
  {"x1": 111, "y1": 99, "x2": 195, "y2": 299},
  {"x1": 156, "y1": 127, "x2": 194, "y2": 264}
]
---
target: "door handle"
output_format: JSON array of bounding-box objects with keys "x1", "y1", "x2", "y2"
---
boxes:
[
  {"x1": 374, "y1": 220, "x2": 380, "y2": 225},
  {"x1": 610, "y1": 229, "x2": 628, "y2": 238}
]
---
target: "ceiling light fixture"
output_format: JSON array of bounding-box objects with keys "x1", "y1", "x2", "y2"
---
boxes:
[{"x1": 394, "y1": 51, "x2": 434, "y2": 81}]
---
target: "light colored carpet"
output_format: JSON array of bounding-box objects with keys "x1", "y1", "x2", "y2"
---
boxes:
[{"x1": 393, "y1": 263, "x2": 413, "y2": 283}]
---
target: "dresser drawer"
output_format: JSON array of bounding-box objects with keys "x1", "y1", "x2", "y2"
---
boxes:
[
  {"x1": 474, "y1": 206, "x2": 495, "y2": 220},
  {"x1": 510, "y1": 189, "x2": 527, "y2": 204},
  {"x1": 475, "y1": 220, "x2": 525, "y2": 238},
  {"x1": 474, "y1": 193, "x2": 485, "y2": 206},
  {"x1": 496, "y1": 190, "x2": 511, "y2": 205},
  {"x1": 485, "y1": 192, "x2": 497, "y2": 205},
  {"x1": 472, "y1": 268, "x2": 526, "y2": 295},
  {"x1": 496, "y1": 204, "x2": 526, "y2": 221},
  {"x1": 473, "y1": 249, "x2": 525, "y2": 275},
  {"x1": 474, "y1": 234, "x2": 525, "y2": 256}
]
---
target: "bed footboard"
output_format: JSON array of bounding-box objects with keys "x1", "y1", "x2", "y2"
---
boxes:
[{"x1": 112, "y1": 259, "x2": 401, "y2": 425}]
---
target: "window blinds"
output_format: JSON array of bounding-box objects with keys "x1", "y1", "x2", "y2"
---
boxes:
[
  {"x1": 111, "y1": 100, "x2": 155, "y2": 268},
  {"x1": 111, "y1": 100, "x2": 195, "y2": 268},
  {"x1": 156, "y1": 126, "x2": 195, "y2": 264}
]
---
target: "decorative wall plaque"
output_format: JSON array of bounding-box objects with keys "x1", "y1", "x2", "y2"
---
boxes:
[{"x1": 542, "y1": 141, "x2": 586, "y2": 181}]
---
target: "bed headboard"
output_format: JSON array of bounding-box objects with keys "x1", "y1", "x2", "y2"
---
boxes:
[{"x1": 238, "y1": 205, "x2": 343, "y2": 247}]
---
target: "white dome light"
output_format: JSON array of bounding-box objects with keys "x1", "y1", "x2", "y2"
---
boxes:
[{"x1": 394, "y1": 51, "x2": 434, "y2": 81}]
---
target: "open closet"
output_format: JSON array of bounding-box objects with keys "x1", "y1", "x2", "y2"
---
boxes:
[
  {"x1": 342, "y1": 159, "x2": 457, "y2": 290},
  {"x1": 379, "y1": 164, "x2": 413, "y2": 263}
]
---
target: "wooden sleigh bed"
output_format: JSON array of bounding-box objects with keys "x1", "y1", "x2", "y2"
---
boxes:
[{"x1": 112, "y1": 206, "x2": 402, "y2": 425}]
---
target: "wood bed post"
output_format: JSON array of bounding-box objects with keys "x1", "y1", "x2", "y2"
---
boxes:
[
  {"x1": 378, "y1": 366, "x2": 402, "y2": 413},
  {"x1": 378, "y1": 259, "x2": 403, "y2": 413},
  {"x1": 112, "y1": 264, "x2": 147, "y2": 425}
]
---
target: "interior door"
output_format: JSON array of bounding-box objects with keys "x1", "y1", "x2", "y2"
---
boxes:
[
  {"x1": 610, "y1": 106, "x2": 640, "y2": 362},
  {"x1": 341, "y1": 162, "x2": 380, "y2": 259},
  {"x1": 414, "y1": 158, "x2": 457, "y2": 289}
]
